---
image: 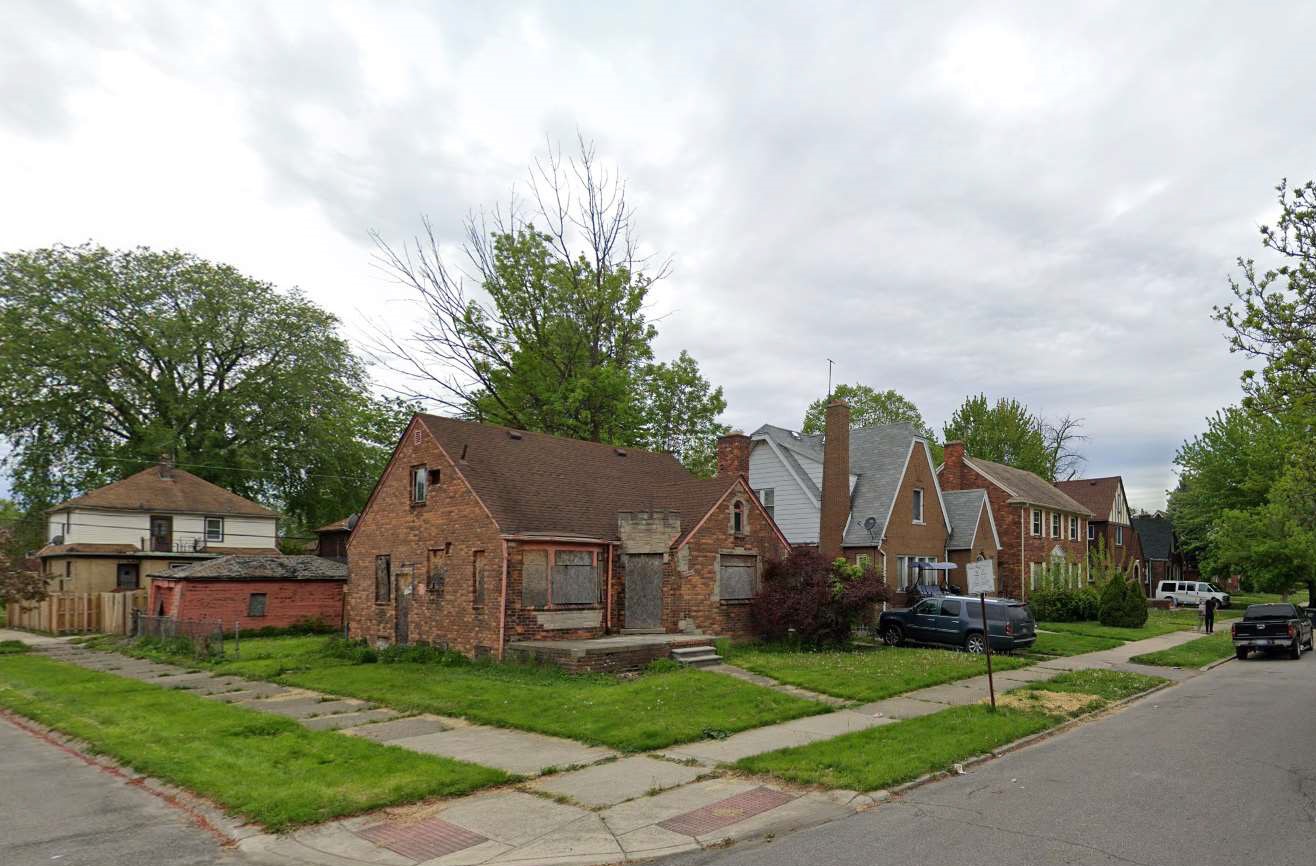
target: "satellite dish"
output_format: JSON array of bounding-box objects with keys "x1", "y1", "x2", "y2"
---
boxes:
[
  {"x1": 863, "y1": 517, "x2": 877, "y2": 531},
  {"x1": 345, "y1": 513, "x2": 360, "y2": 531}
]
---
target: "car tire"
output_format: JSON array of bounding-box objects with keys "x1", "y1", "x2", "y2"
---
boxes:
[
  {"x1": 883, "y1": 625, "x2": 903, "y2": 647},
  {"x1": 1235, "y1": 647, "x2": 1248, "y2": 660},
  {"x1": 964, "y1": 632, "x2": 986, "y2": 655},
  {"x1": 1290, "y1": 639, "x2": 1302, "y2": 660}
]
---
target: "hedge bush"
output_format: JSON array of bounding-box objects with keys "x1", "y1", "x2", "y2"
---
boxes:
[
  {"x1": 1029, "y1": 584, "x2": 1100, "y2": 622},
  {"x1": 1098, "y1": 576, "x2": 1148, "y2": 628}
]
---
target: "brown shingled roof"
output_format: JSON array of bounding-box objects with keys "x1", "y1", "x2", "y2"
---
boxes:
[
  {"x1": 965, "y1": 457, "x2": 1093, "y2": 516},
  {"x1": 1054, "y1": 477, "x2": 1121, "y2": 520},
  {"x1": 418, "y1": 415, "x2": 731, "y2": 541},
  {"x1": 49, "y1": 464, "x2": 277, "y2": 518}
]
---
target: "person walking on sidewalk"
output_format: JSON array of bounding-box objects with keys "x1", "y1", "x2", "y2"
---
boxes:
[{"x1": 1204, "y1": 596, "x2": 1219, "y2": 634}]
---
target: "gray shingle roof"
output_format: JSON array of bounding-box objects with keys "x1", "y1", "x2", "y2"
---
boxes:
[
  {"x1": 944, "y1": 489, "x2": 989, "y2": 550},
  {"x1": 149, "y1": 555, "x2": 347, "y2": 581},
  {"x1": 1132, "y1": 514, "x2": 1174, "y2": 560},
  {"x1": 964, "y1": 457, "x2": 1093, "y2": 516},
  {"x1": 753, "y1": 421, "x2": 941, "y2": 547}
]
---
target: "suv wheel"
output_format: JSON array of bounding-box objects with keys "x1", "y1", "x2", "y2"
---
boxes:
[
  {"x1": 883, "y1": 625, "x2": 903, "y2": 647},
  {"x1": 964, "y1": 632, "x2": 986, "y2": 655}
]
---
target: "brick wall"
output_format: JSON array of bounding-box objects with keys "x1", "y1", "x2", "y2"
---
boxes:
[
  {"x1": 877, "y1": 441, "x2": 951, "y2": 591},
  {"x1": 152, "y1": 578, "x2": 344, "y2": 629},
  {"x1": 347, "y1": 418, "x2": 504, "y2": 655},
  {"x1": 716, "y1": 434, "x2": 752, "y2": 481}
]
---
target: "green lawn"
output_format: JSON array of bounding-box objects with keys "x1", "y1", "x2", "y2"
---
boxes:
[
  {"x1": 0, "y1": 655, "x2": 509, "y2": 831},
  {"x1": 1229, "y1": 591, "x2": 1312, "y2": 609},
  {"x1": 1130, "y1": 631, "x2": 1235, "y2": 668},
  {"x1": 1026, "y1": 631, "x2": 1123, "y2": 658},
  {"x1": 724, "y1": 644, "x2": 1029, "y2": 703},
  {"x1": 0, "y1": 640, "x2": 30, "y2": 655},
  {"x1": 91, "y1": 634, "x2": 335, "y2": 679},
  {"x1": 91, "y1": 634, "x2": 827, "y2": 753},
  {"x1": 737, "y1": 670, "x2": 1167, "y2": 791},
  {"x1": 1039, "y1": 609, "x2": 1208, "y2": 642}
]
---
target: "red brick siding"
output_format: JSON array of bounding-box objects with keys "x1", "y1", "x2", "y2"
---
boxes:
[
  {"x1": 503, "y1": 541, "x2": 614, "y2": 642},
  {"x1": 347, "y1": 418, "x2": 504, "y2": 654},
  {"x1": 150, "y1": 578, "x2": 343, "y2": 629}
]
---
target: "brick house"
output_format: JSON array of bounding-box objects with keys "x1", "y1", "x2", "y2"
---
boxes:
[
  {"x1": 938, "y1": 442, "x2": 1091, "y2": 599},
  {"x1": 1132, "y1": 512, "x2": 1190, "y2": 590},
  {"x1": 942, "y1": 489, "x2": 1003, "y2": 574},
  {"x1": 148, "y1": 555, "x2": 346, "y2": 630},
  {"x1": 345, "y1": 414, "x2": 789, "y2": 660},
  {"x1": 1055, "y1": 476, "x2": 1146, "y2": 590}
]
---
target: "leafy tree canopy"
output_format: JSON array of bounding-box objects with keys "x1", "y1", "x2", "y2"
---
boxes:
[
  {"x1": 0, "y1": 244, "x2": 407, "y2": 545},
  {"x1": 371, "y1": 139, "x2": 726, "y2": 475},
  {"x1": 942, "y1": 394, "x2": 1055, "y2": 479},
  {"x1": 801, "y1": 384, "x2": 934, "y2": 439}
]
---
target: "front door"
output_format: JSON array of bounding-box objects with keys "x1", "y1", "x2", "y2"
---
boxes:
[
  {"x1": 624, "y1": 554, "x2": 663, "y2": 630},
  {"x1": 116, "y1": 563, "x2": 139, "y2": 591},
  {"x1": 150, "y1": 516, "x2": 173, "y2": 552}
]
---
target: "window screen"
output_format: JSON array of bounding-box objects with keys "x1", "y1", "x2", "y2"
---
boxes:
[
  {"x1": 551, "y1": 550, "x2": 598, "y2": 604},
  {"x1": 719, "y1": 554, "x2": 757, "y2": 600},
  {"x1": 247, "y1": 593, "x2": 267, "y2": 617}
]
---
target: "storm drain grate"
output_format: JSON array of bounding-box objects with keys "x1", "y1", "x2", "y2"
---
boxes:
[
  {"x1": 657, "y1": 786, "x2": 795, "y2": 837},
  {"x1": 355, "y1": 817, "x2": 488, "y2": 861}
]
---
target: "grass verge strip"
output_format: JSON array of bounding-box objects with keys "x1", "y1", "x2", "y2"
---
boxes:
[
  {"x1": 1025, "y1": 631, "x2": 1123, "y2": 658},
  {"x1": 1129, "y1": 631, "x2": 1234, "y2": 667},
  {"x1": 736, "y1": 670, "x2": 1167, "y2": 791},
  {"x1": 724, "y1": 644, "x2": 1030, "y2": 703},
  {"x1": 0, "y1": 655, "x2": 510, "y2": 831}
]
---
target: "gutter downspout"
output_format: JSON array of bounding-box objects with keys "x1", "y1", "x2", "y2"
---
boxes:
[
  {"x1": 498, "y1": 539, "x2": 509, "y2": 660},
  {"x1": 605, "y1": 543, "x2": 615, "y2": 632}
]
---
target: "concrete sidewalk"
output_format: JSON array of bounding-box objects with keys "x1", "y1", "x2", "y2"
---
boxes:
[{"x1": 2, "y1": 627, "x2": 1217, "y2": 866}]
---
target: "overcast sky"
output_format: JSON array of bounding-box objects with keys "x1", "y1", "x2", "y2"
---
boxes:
[{"x1": 4, "y1": 0, "x2": 1311, "y2": 510}]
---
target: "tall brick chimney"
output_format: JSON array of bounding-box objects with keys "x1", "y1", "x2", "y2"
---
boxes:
[
  {"x1": 158, "y1": 453, "x2": 174, "y2": 480},
  {"x1": 716, "y1": 432, "x2": 752, "y2": 480},
  {"x1": 818, "y1": 400, "x2": 851, "y2": 560},
  {"x1": 941, "y1": 440, "x2": 966, "y2": 489}
]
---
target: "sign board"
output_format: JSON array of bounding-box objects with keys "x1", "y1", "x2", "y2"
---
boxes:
[{"x1": 966, "y1": 559, "x2": 995, "y2": 595}]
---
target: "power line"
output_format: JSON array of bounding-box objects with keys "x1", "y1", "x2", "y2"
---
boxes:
[
  {"x1": 67, "y1": 454, "x2": 380, "y2": 483},
  {"x1": 17, "y1": 516, "x2": 321, "y2": 543}
]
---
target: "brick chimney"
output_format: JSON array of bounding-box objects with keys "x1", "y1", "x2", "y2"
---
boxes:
[
  {"x1": 941, "y1": 440, "x2": 966, "y2": 489},
  {"x1": 818, "y1": 400, "x2": 851, "y2": 560},
  {"x1": 716, "y1": 431, "x2": 752, "y2": 480},
  {"x1": 158, "y1": 453, "x2": 174, "y2": 480}
]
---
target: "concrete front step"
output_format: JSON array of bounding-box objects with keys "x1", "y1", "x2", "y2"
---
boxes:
[{"x1": 670, "y1": 646, "x2": 722, "y2": 667}]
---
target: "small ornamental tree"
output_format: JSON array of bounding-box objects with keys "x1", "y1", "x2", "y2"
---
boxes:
[
  {"x1": 1098, "y1": 575, "x2": 1149, "y2": 628},
  {"x1": 750, "y1": 549, "x2": 888, "y2": 647},
  {"x1": 0, "y1": 548, "x2": 46, "y2": 607}
]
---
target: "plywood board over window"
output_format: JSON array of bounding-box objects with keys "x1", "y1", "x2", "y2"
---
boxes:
[
  {"x1": 552, "y1": 550, "x2": 599, "y2": 604},
  {"x1": 523, "y1": 549, "x2": 549, "y2": 608},
  {"x1": 719, "y1": 554, "x2": 757, "y2": 600}
]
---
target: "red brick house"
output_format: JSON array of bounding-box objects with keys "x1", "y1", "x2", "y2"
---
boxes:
[
  {"x1": 938, "y1": 442, "x2": 1091, "y2": 600},
  {"x1": 345, "y1": 414, "x2": 789, "y2": 660},
  {"x1": 1055, "y1": 476, "x2": 1146, "y2": 589},
  {"x1": 148, "y1": 555, "x2": 346, "y2": 630}
]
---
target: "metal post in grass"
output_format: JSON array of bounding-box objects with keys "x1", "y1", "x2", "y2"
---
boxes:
[
  {"x1": 235, "y1": 621, "x2": 240, "y2": 658},
  {"x1": 965, "y1": 559, "x2": 997, "y2": 711},
  {"x1": 980, "y1": 593, "x2": 997, "y2": 711}
]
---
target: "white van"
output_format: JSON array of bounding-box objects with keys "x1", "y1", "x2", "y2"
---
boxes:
[{"x1": 1155, "y1": 580, "x2": 1231, "y2": 609}]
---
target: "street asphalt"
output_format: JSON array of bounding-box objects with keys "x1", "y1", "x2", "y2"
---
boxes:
[
  {"x1": 0, "y1": 717, "x2": 243, "y2": 866},
  {"x1": 669, "y1": 651, "x2": 1316, "y2": 866}
]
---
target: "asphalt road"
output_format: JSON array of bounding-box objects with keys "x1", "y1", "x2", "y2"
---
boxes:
[
  {"x1": 671, "y1": 652, "x2": 1316, "y2": 866},
  {"x1": 0, "y1": 716, "x2": 243, "y2": 866}
]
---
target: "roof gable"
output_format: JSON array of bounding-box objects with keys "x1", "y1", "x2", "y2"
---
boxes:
[
  {"x1": 49, "y1": 465, "x2": 276, "y2": 518},
  {"x1": 944, "y1": 489, "x2": 1000, "y2": 550},
  {"x1": 1054, "y1": 477, "x2": 1123, "y2": 521},
  {"x1": 963, "y1": 457, "x2": 1092, "y2": 516}
]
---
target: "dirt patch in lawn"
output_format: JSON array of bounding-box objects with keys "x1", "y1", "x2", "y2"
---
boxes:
[{"x1": 992, "y1": 690, "x2": 1100, "y2": 717}]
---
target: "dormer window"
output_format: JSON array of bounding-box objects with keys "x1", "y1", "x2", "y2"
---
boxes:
[
  {"x1": 411, "y1": 465, "x2": 428, "y2": 504},
  {"x1": 732, "y1": 500, "x2": 745, "y2": 534},
  {"x1": 912, "y1": 488, "x2": 925, "y2": 524}
]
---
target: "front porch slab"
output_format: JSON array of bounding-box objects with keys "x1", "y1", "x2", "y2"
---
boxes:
[{"x1": 505, "y1": 633, "x2": 719, "y2": 673}]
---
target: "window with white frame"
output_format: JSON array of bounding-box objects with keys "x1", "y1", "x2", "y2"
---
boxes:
[
  {"x1": 1069, "y1": 516, "x2": 1078, "y2": 540},
  {"x1": 205, "y1": 517, "x2": 224, "y2": 542},
  {"x1": 912, "y1": 488, "x2": 925, "y2": 523},
  {"x1": 756, "y1": 488, "x2": 775, "y2": 519},
  {"x1": 411, "y1": 465, "x2": 428, "y2": 503},
  {"x1": 1088, "y1": 521, "x2": 1095, "y2": 541},
  {"x1": 1031, "y1": 509, "x2": 1043, "y2": 536},
  {"x1": 1115, "y1": 525, "x2": 1124, "y2": 546},
  {"x1": 1051, "y1": 512, "x2": 1061, "y2": 538}
]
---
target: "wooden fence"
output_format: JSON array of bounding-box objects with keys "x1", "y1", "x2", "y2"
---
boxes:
[{"x1": 5, "y1": 591, "x2": 147, "y2": 635}]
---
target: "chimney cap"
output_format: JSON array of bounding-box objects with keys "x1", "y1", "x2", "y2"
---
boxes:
[{"x1": 944, "y1": 439, "x2": 965, "y2": 447}]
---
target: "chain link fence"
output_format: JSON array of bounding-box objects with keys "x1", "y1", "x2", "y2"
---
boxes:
[{"x1": 132, "y1": 613, "x2": 226, "y2": 659}]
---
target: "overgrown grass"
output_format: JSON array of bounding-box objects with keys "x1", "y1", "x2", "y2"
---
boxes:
[
  {"x1": 0, "y1": 640, "x2": 30, "y2": 655},
  {"x1": 1230, "y1": 590, "x2": 1312, "y2": 609},
  {"x1": 737, "y1": 670, "x2": 1167, "y2": 790},
  {"x1": 1130, "y1": 631, "x2": 1235, "y2": 668},
  {"x1": 89, "y1": 634, "x2": 334, "y2": 679},
  {"x1": 284, "y1": 661, "x2": 826, "y2": 753},
  {"x1": 0, "y1": 655, "x2": 509, "y2": 830},
  {"x1": 724, "y1": 644, "x2": 1029, "y2": 703},
  {"x1": 1025, "y1": 631, "x2": 1123, "y2": 658},
  {"x1": 1039, "y1": 609, "x2": 1208, "y2": 642}
]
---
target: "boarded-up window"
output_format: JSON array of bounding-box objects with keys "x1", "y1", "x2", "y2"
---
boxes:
[
  {"x1": 551, "y1": 550, "x2": 598, "y2": 604},
  {"x1": 375, "y1": 555, "x2": 391, "y2": 604},
  {"x1": 522, "y1": 549, "x2": 549, "y2": 608},
  {"x1": 247, "y1": 593, "x2": 267, "y2": 617},
  {"x1": 427, "y1": 548, "x2": 446, "y2": 593},
  {"x1": 719, "y1": 554, "x2": 757, "y2": 600},
  {"x1": 472, "y1": 550, "x2": 486, "y2": 607}
]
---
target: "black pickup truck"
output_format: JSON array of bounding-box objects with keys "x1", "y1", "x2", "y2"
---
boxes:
[{"x1": 1232, "y1": 603, "x2": 1314, "y2": 660}]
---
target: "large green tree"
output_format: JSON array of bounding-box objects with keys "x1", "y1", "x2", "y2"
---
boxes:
[
  {"x1": 801, "y1": 384, "x2": 934, "y2": 439},
  {"x1": 370, "y1": 138, "x2": 726, "y2": 475},
  {"x1": 941, "y1": 394, "x2": 1061, "y2": 479},
  {"x1": 0, "y1": 244, "x2": 406, "y2": 541}
]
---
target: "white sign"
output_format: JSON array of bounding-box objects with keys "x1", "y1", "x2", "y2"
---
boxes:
[{"x1": 966, "y1": 559, "x2": 995, "y2": 595}]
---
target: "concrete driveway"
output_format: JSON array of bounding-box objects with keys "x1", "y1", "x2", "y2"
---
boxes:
[
  {"x1": 0, "y1": 716, "x2": 246, "y2": 866},
  {"x1": 667, "y1": 651, "x2": 1316, "y2": 866}
]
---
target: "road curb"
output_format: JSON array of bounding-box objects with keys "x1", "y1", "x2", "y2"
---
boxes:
[{"x1": 1201, "y1": 656, "x2": 1234, "y2": 671}]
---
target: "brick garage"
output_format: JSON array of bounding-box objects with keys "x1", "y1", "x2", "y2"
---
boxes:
[
  {"x1": 148, "y1": 555, "x2": 346, "y2": 630},
  {"x1": 346, "y1": 414, "x2": 791, "y2": 662}
]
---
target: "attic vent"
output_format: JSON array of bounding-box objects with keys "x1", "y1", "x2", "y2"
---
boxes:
[
  {"x1": 460, "y1": 443, "x2": 468, "y2": 461},
  {"x1": 615, "y1": 448, "x2": 628, "y2": 457},
  {"x1": 508, "y1": 431, "x2": 523, "y2": 440},
  {"x1": 413, "y1": 428, "x2": 422, "y2": 446}
]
